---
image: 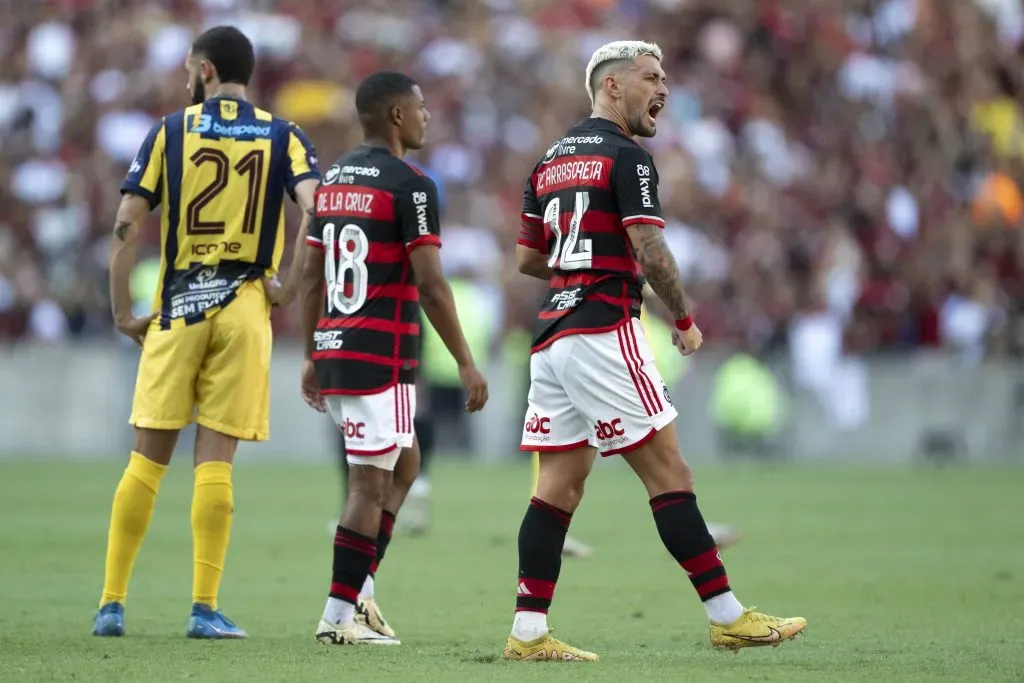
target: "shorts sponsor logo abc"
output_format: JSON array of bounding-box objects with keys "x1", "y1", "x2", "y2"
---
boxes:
[
  {"x1": 524, "y1": 414, "x2": 551, "y2": 435},
  {"x1": 594, "y1": 418, "x2": 624, "y2": 440},
  {"x1": 343, "y1": 418, "x2": 365, "y2": 439}
]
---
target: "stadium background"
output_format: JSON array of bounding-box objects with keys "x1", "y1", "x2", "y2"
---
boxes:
[{"x1": 1, "y1": 1, "x2": 1023, "y2": 681}]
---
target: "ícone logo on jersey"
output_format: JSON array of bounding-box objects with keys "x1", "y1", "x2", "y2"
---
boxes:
[
  {"x1": 343, "y1": 419, "x2": 365, "y2": 439},
  {"x1": 525, "y1": 414, "x2": 551, "y2": 435},
  {"x1": 594, "y1": 419, "x2": 625, "y2": 440}
]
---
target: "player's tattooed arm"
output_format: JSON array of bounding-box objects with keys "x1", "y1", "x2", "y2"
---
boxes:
[
  {"x1": 625, "y1": 223, "x2": 690, "y2": 319},
  {"x1": 109, "y1": 193, "x2": 156, "y2": 345}
]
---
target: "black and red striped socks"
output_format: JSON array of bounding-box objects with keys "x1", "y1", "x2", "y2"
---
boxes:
[
  {"x1": 512, "y1": 497, "x2": 571, "y2": 640},
  {"x1": 650, "y1": 490, "x2": 744, "y2": 624},
  {"x1": 361, "y1": 510, "x2": 396, "y2": 599},
  {"x1": 324, "y1": 526, "x2": 376, "y2": 625}
]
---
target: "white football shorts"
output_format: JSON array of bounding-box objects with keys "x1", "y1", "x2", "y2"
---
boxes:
[
  {"x1": 326, "y1": 383, "x2": 415, "y2": 471},
  {"x1": 520, "y1": 318, "x2": 677, "y2": 456}
]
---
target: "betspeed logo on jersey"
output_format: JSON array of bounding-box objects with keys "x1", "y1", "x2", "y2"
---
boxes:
[
  {"x1": 191, "y1": 114, "x2": 272, "y2": 138},
  {"x1": 342, "y1": 418, "x2": 365, "y2": 439},
  {"x1": 636, "y1": 164, "x2": 654, "y2": 208}
]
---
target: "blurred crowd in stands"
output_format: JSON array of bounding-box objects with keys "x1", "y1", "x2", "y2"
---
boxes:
[{"x1": 1, "y1": 0, "x2": 1023, "y2": 360}]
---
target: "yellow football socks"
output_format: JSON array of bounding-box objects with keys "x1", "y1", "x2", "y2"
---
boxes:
[
  {"x1": 100, "y1": 451, "x2": 167, "y2": 606},
  {"x1": 191, "y1": 461, "x2": 234, "y2": 609},
  {"x1": 531, "y1": 451, "x2": 540, "y2": 497}
]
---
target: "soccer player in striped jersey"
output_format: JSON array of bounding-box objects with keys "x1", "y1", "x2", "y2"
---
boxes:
[
  {"x1": 92, "y1": 26, "x2": 320, "y2": 639},
  {"x1": 300, "y1": 71, "x2": 488, "y2": 645},
  {"x1": 504, "y1": 40, "x2": 805, "y2": 662}
]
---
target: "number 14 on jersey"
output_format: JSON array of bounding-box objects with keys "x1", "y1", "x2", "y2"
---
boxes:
[{"x1": 545, "y1": 190, "x2": 593, "y2": 271}]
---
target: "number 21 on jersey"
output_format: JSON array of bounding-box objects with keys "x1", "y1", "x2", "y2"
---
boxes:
[
  {"x1": 544, "y1": 190, "x2": 593, "y2": 270},
  {"x1": 323, "y1": 222, "x2": 369, "y2": 314}
]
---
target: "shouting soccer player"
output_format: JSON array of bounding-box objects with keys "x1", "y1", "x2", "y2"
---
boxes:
[
  {"x1": 505, "y1": 41, "x2": 806, "y2": 661},
  {"x1": 300, "y1": 71, "x2": 488, "y2": 646},
  {"x1": 93, "y1": 26, "x2": 321, "y2": 639}
]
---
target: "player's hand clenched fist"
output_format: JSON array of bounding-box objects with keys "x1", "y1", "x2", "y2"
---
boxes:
[
  {"x1": 459, "y1": 364, "x2": 489, "y2": 413},
  {"x1": 672, "y1": 323, "x2": 703, "y2": 356}
]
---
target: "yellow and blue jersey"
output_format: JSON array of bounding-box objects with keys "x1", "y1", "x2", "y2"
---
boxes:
[{"x1": 122, "y1": 96, "x2": 320, "y2": 329}]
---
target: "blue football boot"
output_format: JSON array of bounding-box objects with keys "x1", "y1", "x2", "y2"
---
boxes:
[
  {"x1": 92, "y1": 602, "x2": 125, "y2": 637},
  {"x1": 185, "y1": 603, "x2": 248, "y2": 639}
]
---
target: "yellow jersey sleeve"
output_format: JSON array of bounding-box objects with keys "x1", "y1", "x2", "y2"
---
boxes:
[
  {"x1": 121, "y1": 118, "x2": 167, "y2": 208},
  {"x1": 283, "y1": 123, "x2": 320, "y2": 200}
]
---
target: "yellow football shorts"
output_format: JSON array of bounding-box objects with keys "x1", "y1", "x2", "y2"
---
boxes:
[{"x1": 130, "y1": 280, "x2": 272, "y2": 441}]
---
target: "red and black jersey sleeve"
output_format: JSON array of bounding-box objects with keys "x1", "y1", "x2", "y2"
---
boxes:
[
  {"x1": 395, "y1": 174, "x2": 443, "y2": 253},
  {"x1": 518, "y1": 173, "x2": 545, "y2": 251},
  {"x1": 612, "y1": 145, "x2": 665, "y2": 229}
]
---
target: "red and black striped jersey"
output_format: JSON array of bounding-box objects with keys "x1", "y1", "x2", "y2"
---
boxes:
[
  {"x1": 518, "y1": 117, "x2": 664, "y2": 352},
  {"x1": 307, "y1": 145, "x2": 442, "y2": 394}
]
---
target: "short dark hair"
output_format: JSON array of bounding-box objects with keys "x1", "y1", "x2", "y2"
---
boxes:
[
  {"x1": 192, "y1": 26, "x2": 255, "y2": 86},
  {"x1": 588, "y1": 59, "x2": 629, "y2": 102},
  {"x1": 355, "y1": 71, "x2": 418, "y2": 128}
]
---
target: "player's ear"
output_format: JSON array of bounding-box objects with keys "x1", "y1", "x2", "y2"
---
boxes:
[
  {"x1": 200, "y1": 58, "x2": 216, "y2": 84},
  {"x1": 388, "y1": 104, "x2": 403, "y2": 127}
]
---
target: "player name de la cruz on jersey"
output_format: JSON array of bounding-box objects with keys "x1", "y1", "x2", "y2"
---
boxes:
[
  {"x1": 307, "y1": 145, "x2": 442, "y2": 395},
  {"x1": 121, "y1": 96, "x2": 320, "y2": 329},
  {"x1": 518, "y1": 117, "x2": 665, "y2": 353}
]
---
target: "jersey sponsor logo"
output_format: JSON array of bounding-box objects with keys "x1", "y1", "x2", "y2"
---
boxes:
[
  {"x1": 413, "y1": 190, "x2": 429, "y2": 235},
  {"x1": 191, "y1": 241, "x2": 241, "y2": 257},
  {"x1": 550, "y1": 287, "x2": 582, "y2": 311},
  {"x1": 342, "y1": 165, "x2": 380, "y2": 177},
  {"x1": 516, "y1": 581, "x2": 532, "y2": 596},
  {"x1": 561, "y1": 135, "x2": 603, "y2": 145},
  {"x1": 190, "y1": 114, "x2": 272, "y2": 138},
  {"x1": 594, "y1": 418, "x2": 625, "y2": 440},
  {"x1": 636, "y1": 164, "x2": 654, "y2": 208},
  {"x1": 314, "y1": 330, "x2": 344, "y2": 351},
  {"x1": 342, "y1": 418, "x2": 366, "y2": 439},
  {"x1": 524, "y1": 414, "x2": 551, "y2": 435},
  {"x1": 128, "y1": 158, "x2": 142, "y2": 175},
  {"x1": 535, "y1": 158, "x2": 608, "y2": 193},
  {"x1": 324, "y1": 164, "x2": 341, "y2": 184}
]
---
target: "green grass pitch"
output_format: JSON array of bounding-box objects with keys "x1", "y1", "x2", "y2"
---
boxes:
[{"x1": 1, "y1": 458, "x2": 1022, "y2": 682}]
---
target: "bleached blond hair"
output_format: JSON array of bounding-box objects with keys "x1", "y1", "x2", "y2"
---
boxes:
[{"x1": 585, "y1": 40, "x2": 663, "y2": 105}]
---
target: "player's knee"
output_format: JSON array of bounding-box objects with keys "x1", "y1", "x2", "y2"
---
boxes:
[
  {"x1": 347, "y1": 464, "x2": 389, "y2": 506},
  {"x1": 133, "y1": 428, "x2": 178, "y2": 466},
  {"x1": 537, "y1": 475, "x2": 587, "y2": 513},
  {"x1": 391, "y1": 447, "x2": 419, "y2": 493},
  {"x1": 627, "y1": 440, "x2": 694, "y2": 496}
]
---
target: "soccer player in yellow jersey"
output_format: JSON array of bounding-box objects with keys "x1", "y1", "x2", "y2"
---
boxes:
[{"x1": 92, "y1": 26, "x2": 321, "y2": 639}]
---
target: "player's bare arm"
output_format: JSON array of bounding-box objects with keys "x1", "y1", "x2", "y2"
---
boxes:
[
  {"x1": 626, "y1": 223, "x2": 702, "y2": 355},
  {"x1": 298, "y1": 242, "x2": 327, "y2": 412},
  {"x1": 109, "y1": 193, "x2": 158, "y2": 346},
  {"x1": 408, "y1": 245, "x2": 489, "y2": 412},
  {"x1": 515, "y1": 244, "x2": 553, "y2": 280},
  {"x1": 265, "y1": 177, "x2": 320, "y2": 307}
]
